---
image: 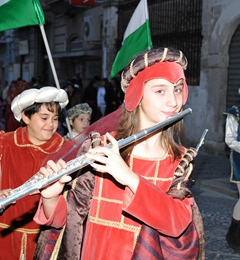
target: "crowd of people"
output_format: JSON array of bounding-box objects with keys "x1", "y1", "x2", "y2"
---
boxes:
[{"x1": 0, "y1": 75, "x2": 123, "y2": 136}]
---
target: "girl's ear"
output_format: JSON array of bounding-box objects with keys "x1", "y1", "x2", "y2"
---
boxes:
[
  {"x1": 69, "y1": 119, "x2": 73, "y2": 126},
  {"x1": 21, "y1": 111, "x2": 30, "y2": 125}
]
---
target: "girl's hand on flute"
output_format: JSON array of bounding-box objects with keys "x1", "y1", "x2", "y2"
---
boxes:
[
  {"x1": 0, "y1": 189, "x2": 12, "y2": 200},
  {"x1": 86, "y1": 132, "x2": 139, "y2": 194},
  {"x1": 38, "y1": 159, "x2": 72, "y2": 218},
  {"x1": 39, "y1": 159, "x2": 72, "y2": 199}
]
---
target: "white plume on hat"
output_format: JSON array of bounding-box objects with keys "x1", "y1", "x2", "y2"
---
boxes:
[{"x1": 11, "y1": 86, "x2": 69, "y2": 121}]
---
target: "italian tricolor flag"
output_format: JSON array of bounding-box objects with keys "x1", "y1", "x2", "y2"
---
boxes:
[{"x1": 110, "y1": 0, "x2": 152, "y2": 78}]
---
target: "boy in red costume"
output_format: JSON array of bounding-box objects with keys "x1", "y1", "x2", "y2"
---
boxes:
[
  {"x1": 34, "y1": 48, "x2": 204, "y2": 259},
  {"x1": 0, "y1": 86, "x2": 68, "y2": 259}
]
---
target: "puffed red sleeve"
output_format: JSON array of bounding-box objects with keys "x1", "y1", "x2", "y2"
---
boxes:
[
  {"x1": 122, "y1": 176, "x2": 193, "y2": 237},
  {"x1": 33, "y1": 195, "x2": 67, "y2": 228}
]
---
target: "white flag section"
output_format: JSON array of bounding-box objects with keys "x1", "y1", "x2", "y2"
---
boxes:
[
  {"x1": 110, "y1": 0, "x2": 152, "y2": 78},
  {"x1": 0, "y1": 0, "x2": 10, "y2": 7}
]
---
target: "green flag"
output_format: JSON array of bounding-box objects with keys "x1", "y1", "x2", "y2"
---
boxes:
[
  {"x1": 110, "y1": 0, "x2": 152, "y2": 78},
  {"x1": 0, "y1": 0, "x2": 45, "y2": 32}
]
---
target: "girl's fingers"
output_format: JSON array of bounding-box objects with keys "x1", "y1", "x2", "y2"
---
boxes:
[
  {"x1": 56, "y1": 159, "x2": 67, "y2": 168},
  {"x1": 106, "y1": 132, "x2": 119, "y2": 152},
  {"x1": 58, "y1": 175, "x2": 72, "y2": 184}
]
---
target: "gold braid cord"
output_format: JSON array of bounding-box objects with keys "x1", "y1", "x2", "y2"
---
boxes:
[{"x1": 166, "y1": 147, "x2": 197, "y2": 199}]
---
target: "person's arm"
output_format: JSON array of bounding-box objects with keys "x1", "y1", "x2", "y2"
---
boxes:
[
  {"x1": 225, "y1": 115, "x2": 240, "y2": 153},
  {"x1": 86, "y1": 132, "x2": 139, "y2": 194},
  {"x1": 34, "y1": 195, "x2": 67, "y2": 228},
  {"x1": 38, "y1": 159, "x2": 71, "y2": 218},
  {"x1": 122, "y1": 177, "x2": 193, "y2": 237}
]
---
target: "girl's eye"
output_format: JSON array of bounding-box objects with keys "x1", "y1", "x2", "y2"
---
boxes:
[
  {"x1": 42, "y1": 117, "x2": 47, "y2": 120},
  {"x1": 157, "y1": 89, "x2": 164, "y2": 94},
  {"x1": 175, "y1": 86, "x2": 183, "y2": 93}
]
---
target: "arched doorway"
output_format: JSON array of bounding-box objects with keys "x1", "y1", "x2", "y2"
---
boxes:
[{"x1": 226, "y1": 23, "x2": 240, "y2": 109}]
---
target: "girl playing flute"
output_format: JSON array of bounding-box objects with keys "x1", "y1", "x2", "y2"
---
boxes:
[{"x1": 34, "y1": 47, "x2": 204, "y2": 260}]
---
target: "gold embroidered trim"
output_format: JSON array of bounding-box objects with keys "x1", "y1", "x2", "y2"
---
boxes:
[
  {"x1": 96, "y1": 173, "x2": 104, "y2": 217},
  {"x1": 181, "y1": 157, "x2": 189, "y2": 164},
  {"x1": 0, "y1": 224, "x2": 39, "y2": 259},
  {"x1": 133, "y1": 232, "x2": 139, "y2": 251},
  {"x1": 143, "y1": 176, "x2": 173, "y2": 182},
  {"x1": 131, "y1": 152, "x2": 169, "y2": 161},
  {"x1": 91, "y1": 137, "x2": 101, "y2": 144},
  {"x1": 20, "y1": 232, "x2": 27, "y2": 260},
  {"x1": 130, "y1": 59, "x2": 136, "y2": 78},
  {"x1": 129, "y1": 153, "x2": 173, "y2": 182},
  {"x1": 92, "y1": 195, "x2": 123, "y2": 204},
  {"x1": 177, "y1": 165, "x2": 185, "y2": 173},
  {"x1": 153, "y1": 160, "x2": 160, "y2": 185},
  {"x1": 174, "y1": 172, "x2": 184, "y2": 177},
  {"x1": 184, "y1": 164, "x2": 193, "y2": 181},
  {"x1": 177, "y1": 163, "x2": 193, "y2": 190},
  {"x1": 89, "y1": 216, "x2": 141, "y2": 234},
  {"x1": 176, "y1": 50, "x2": 183, "y2": 63},
  {"x1": 14, "y1": 130, "x2": 64, "y2": 154},
  {"x1": 144, "y1": 53, "x2": 148, "y2": 67},
  {"x1": 160, "y1": 48, "x2": 168, "y2": 62},
  {"x1": 0, "y1": 223, "x2": 40, "y2": 233},
  {"x1": 50, "y1": 226, "x2": 66, "y2": 260}
]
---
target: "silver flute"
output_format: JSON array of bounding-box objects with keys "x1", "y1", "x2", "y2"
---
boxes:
[{"x1": 0, "y1": 108, "x2": 192, "y2": 213}]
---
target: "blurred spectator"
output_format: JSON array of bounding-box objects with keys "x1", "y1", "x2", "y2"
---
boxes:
[
  {"x1": 5, "y1": 78, "x2": 29, "y2": 131},
  {"x1": 64, "y1": 103, "x2": 92, "y2": 140},
  {"x1": 30, "y1": 76, "x2": 43, "y2": 89},
  {"x1": 105, "y1": 77, "x2": 123, "y2": 115},
  {"x1": 17, "y1": 78, "x2": 29, "y2": 93},
  {"x1": 83, "y1": 78, "x2": 98, "y2": 123},
  {"x1": 97, "y1": 78, "x2": 107, "y2": 118},
  {"x1": 2, "y1": 80, "x2": 9, "y2": 103},
  {"x1": 2, "y1": 81, "x2": 9, "y2": 119},
  {"x1": 5, "y1": 81, "x2": 20, "y2": 131},
  {"x1": 66, "y1": 82, "x2": 82, "y2": 110}
]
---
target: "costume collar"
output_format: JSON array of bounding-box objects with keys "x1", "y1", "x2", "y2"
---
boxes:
[{"x1": 14, "y1": 127, "x2": 64, "y2": 154}]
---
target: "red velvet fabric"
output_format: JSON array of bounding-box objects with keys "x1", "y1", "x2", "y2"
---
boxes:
[
  {"x1": 35, "y1": 151, "x2": 196, "y2": 260},
  {"x1": 0, "y1": 127, "x2": 66, "y2": 260},
  {"x1": 124, "y1": 62, "x2": 188, "y2": 111}
]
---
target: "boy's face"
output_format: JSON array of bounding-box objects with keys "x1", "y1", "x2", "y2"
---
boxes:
[
  {"x1": 22, "y1": 104, "x2": 59, "y2": 145},
  {"x1": 70, "y1": 113, "x2": 91, "y2": 134}
]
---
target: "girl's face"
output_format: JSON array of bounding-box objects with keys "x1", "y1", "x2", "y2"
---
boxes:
[
  {"x1": 22, "y1": 104, "x2": 59, "y2": 145},
  {"x1": 70, "y1": 114, "x2": 91, "y2": 134},
  {"x1": 139, "y1": 78, "x2": 184, "y2": 128}
]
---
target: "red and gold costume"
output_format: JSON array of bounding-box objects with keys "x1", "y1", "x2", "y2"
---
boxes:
[
  {"x1": 0, "y1": 127, "x2": 65, "y2": 260},
  {"x1": 34, "y1": 147, "x2": 199, "y2": 259}
]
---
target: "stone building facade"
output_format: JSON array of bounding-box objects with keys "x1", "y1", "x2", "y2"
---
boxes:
[{"x1": 185, "y1": 0, "x2": 240, "y2": 154}]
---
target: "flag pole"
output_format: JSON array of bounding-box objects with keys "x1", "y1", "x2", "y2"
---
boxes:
[
  {"x1": 144, "y1": 0, "x2": 151, "y2": 50},
  {"x1": 39, "y1": 24, "x2": 73, "y2": 139}
]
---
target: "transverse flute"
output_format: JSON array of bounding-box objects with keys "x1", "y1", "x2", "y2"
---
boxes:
[{"x1": 0, "y1": 108, "x2": 192, "y2": 213}]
